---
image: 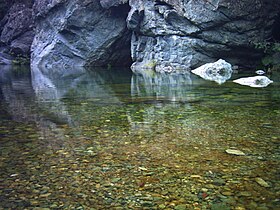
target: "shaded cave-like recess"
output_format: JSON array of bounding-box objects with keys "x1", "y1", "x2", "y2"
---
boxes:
[
  {"x1": 272, "y1": 13, "x2": 280, "y2": 41},
  {"x1": 107, "y1": 3, "x2": 133, "y2": 67}
]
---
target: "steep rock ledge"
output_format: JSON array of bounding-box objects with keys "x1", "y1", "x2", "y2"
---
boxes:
[{"x1": 31, "y1": 0, "x2": 132, "y2": 69}]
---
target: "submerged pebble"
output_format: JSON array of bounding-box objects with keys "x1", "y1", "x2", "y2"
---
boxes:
[
  {"x1": 225, "y1": 149, "x2": 245, "y2": 156},
  {"x1": 255, "y1": 177, "x2": 270, "y2": 188}
]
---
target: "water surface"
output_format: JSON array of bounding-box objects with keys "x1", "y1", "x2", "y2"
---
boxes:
[{"x1": 0, "y1": 65, "x2": 279, "y2": 209}]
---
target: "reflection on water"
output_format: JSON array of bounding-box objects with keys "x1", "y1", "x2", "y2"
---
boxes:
[
  {"x1": 131, "y1": 70, "x2": 194, "y2": 103},
  {"x1": 0, "y1": 65, "x2": 280, "y2": 209}
]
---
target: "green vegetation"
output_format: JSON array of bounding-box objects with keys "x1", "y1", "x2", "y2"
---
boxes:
[
  {"x1": 254, "y1": 41, "x2": 280, "y2": 71},
  {"x1": 10, "y1": 65, "x2": 31, "y2": 77},
  {"x1": 12, "y1": 55, "x2": 30, "y2": 65},
  {"x1": 144, "y1": 60, "x2": 157, "y2": 70},
  {"x1": 107, "y1": 63, "x2": 112, "y2": 70}
]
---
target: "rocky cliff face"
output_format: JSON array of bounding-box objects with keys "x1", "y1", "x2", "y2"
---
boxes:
[
  {"x1": 31, "y1": 0, "x2": 131, "y2": 69},
  {"x1": 128, "y1": 0, "x2": 279, "y2": 72},
  {"x1": 0, "y1": 0, "x2": 279, "y2": 71}
]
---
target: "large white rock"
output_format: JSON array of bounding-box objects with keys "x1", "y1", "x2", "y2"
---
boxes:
[
  {"x1": 191, "y1": 59, "x2": 232, "y2": 84},
  {"x1": 233, "y1": 76, "x2": 273, "y2": 88}
]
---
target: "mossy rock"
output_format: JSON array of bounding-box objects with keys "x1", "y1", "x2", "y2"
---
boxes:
[{"x1": 144, "y1": 60, "x2": 157, "y2": 70}]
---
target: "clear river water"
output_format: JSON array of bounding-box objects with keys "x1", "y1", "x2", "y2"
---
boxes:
[{"x1": 0, "y1": 65, "x2": 279, "y2": 210}]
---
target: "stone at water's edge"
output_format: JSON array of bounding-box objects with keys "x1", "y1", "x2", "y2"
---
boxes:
[
  {"x1": 191, "y1": 59, "x2": 232, "y2": 84},
  {"x1": 233, "y1": 76, "x2": 273, "y2": 88},
  {"x1": 255, "y1": 70, "x2": 266, "y2": 75}
]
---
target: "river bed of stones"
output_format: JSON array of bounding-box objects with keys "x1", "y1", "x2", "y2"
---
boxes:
[{"x1": 0, "y1": 99, "x2": 279, "y2": 210}]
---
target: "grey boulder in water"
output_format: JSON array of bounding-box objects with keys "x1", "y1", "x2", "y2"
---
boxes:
[
  {"x1": 191, "y1": 59, "x2": 232, "y2": 84},
  {"x1": 233, "y1": 76, "x2": 273, "y2": 88}
]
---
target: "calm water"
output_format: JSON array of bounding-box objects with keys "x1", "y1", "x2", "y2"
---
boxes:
[{"x1": 0, "y1": 65, "x2": 279, "y2": 210}]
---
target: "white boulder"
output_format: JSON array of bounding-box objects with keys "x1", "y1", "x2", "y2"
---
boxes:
[
  {"x1": 233, "y1": 76, "x2": 273, "y2": 88},
  {"x1": 191, "y1": 59, "x2": 232, "y2": 84}
]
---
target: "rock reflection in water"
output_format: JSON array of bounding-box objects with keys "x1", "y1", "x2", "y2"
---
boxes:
[
  {"x1": 0, "y1": 65, "x2": 75, "y2": 150},
  {"x1": 131, "y1": 70, "x2": 194, "y2": 103},
  {"x1": 0, "y1": 65, "x2": 35, "y2": 122},
  {"x1": 130, "y1": 70, "x2": 198, "y2": 136}
]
